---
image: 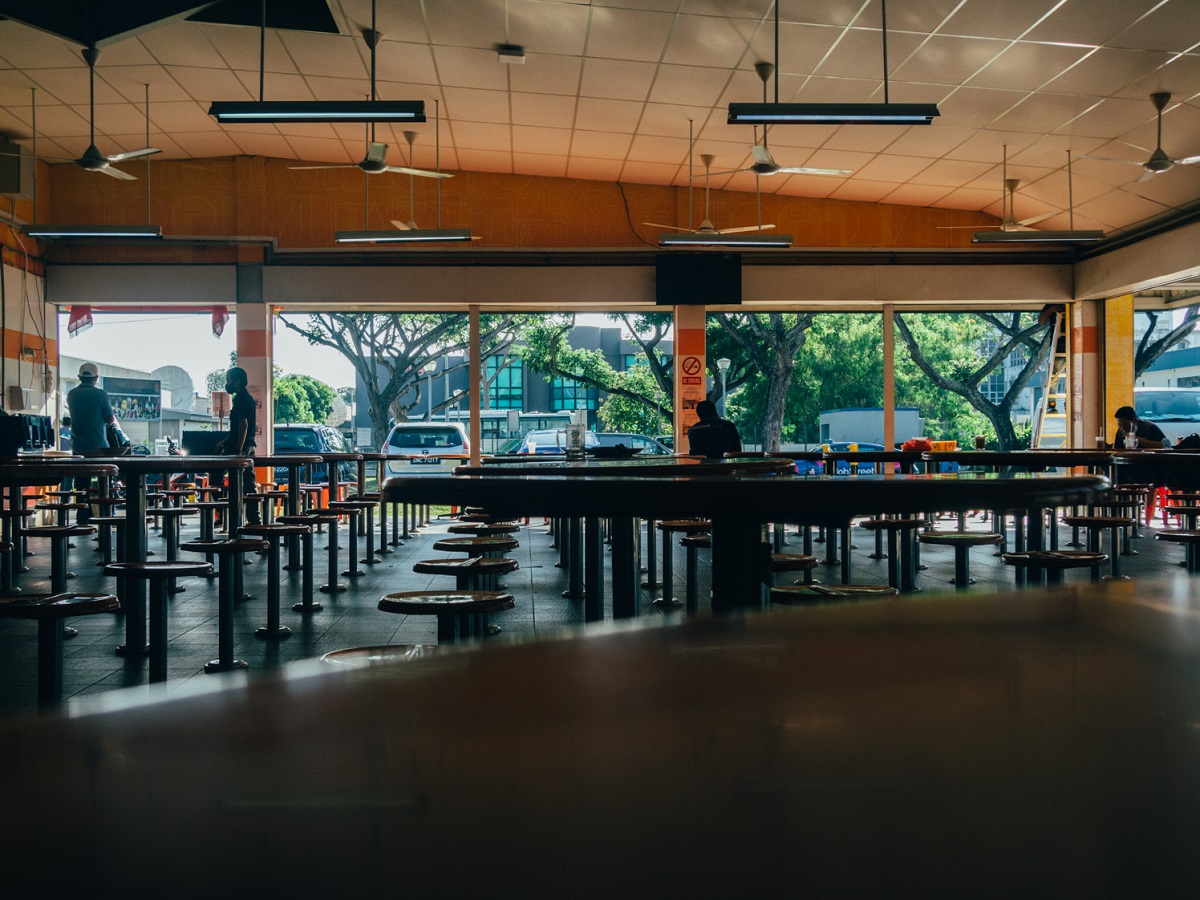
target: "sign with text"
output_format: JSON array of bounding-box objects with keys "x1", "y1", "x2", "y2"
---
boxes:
[{"x1": 103, "y1": 377, "x2": 161, "y2": 421}]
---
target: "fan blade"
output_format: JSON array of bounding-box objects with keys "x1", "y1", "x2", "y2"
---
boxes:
[
  {"x1": 288, "y1": 164, "x2": 358, "y2": 170},
  {"x1": 1137, "y1": 168, "x2": 1158, "y2": 183},
  {"x1": 776, "y1": 166, "x2": 852, "y2": 176},
  {"x1": 643, "y1": 222, "x2": 681, "y2": 230},
  {"x1": 938, "y1": 225, "x2": 997, "y2": 230},
  {"x1": 707, "y1": 167, "x2": 748, "y2": 177},
  {"x1": 98, "y1": 166, "x2": 136, "y2": 181},
  {"x1": 106, "y1": 147, "x2": 160, "y2": 162},
  {"x1": 390, "y1": 220, "x2": 415, "y2": 231},
  {"x1": 1177, "y1": 155, "x2": 1200, "y2": 166},
  {"x1": 383, "y1": 165, "x2": 452, "y2": 179},
  {"x1": 751, "y1": 144, "x2": 773, "y2": 167},
  {"x1": 366, "y1": 142, "x2": 388, "y2": 164},
  {"x1": 713, "y1": 224, "x2": 776, "y2": 234},
  {"x1": 1014, "y1": 211, "x2": 1057, "y2": 227}
]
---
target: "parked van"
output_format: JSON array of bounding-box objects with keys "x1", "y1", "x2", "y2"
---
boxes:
[
  {"x1": 382, "y1": 422, "x2": 469, "y2": 477},
  {"x1": 1132, "y1": 387, "x2": 1200, "y2": 446}
]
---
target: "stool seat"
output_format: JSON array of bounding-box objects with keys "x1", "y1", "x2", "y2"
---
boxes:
[
  {"x1": 1002, "y1": 550, "x2": 1108, "y2": 570},
  {"x1": 769, "y1": 553, "x2": 819, "y2": 572},
  {"x1": 238, "y1": 523, "x2": 310, "y2": 538},
  {"x1": 1154, "y1": 529, "x2": 1200, "y2": 543},
  {"x1": 770, "y1": 584, "x2": 898, "y2": 603},
  {"x1": 320, "y1": 644, "x2": 443, "y2": 666},
  {"x1": 0, "y1": 592, "x2": 119, "y2": 709},
  {"x1": 432, "y1": 536, "x2": 519, "y2": 556},
  {"x1": 917, "y1": 531, "x2": 1003, "y2": 547},
  {"x1": 680, "y1": 534, "x2": 711, "y2": 549},
  {"x1": 23, "y1": 524, "x2": 95, "y2": 538},
  {"x1": 147, "y1": 507, "x2": 199, "y2": 519},
  {"x1": 414, "y1": 557, "x2": 518, "y2": 577},
  {"x1": 447, "y1": 522, "x2": 521, "y2": 536},
  {"x1": 379, "y1": 590, "x2": 515, "y2": 615},
  {"x1": 1061, "y1": 515, "x2": 1135, "y2": 526},
  {"x1": 180, "y1": 538, "x2": 270, "y2": 556},
  {"x1": 106, "y1": 559, "x2": 213, "y2": 578},
  {"x1": 860, "y1": 518, "x2": 925, "y2": 531},
  {"x1": 0, "y1": 591, "x2": 119, "y2": 620},
  {"x1": 657, "y1": 519, "x2": 712, "y2": 534}
]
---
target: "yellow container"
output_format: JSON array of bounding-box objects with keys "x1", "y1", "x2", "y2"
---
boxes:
[{"x1": 930, "y1": 440, "x2": 958, "y2": 451}]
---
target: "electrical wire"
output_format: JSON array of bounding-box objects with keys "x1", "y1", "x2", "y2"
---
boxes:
[{"x1": 615, "y1": 182, "x2": 659, "y2": 249}]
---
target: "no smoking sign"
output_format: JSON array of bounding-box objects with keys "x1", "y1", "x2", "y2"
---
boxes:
[{"x1": 681, "y1": 356, "x2": 702, "y2": 376}]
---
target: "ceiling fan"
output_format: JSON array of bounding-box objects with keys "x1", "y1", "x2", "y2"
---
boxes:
[
  {"x1": 941, "y1": 146, "x2": 1056, "y2": 232},
  {"x1": 390, "y1": 131, "x2": 480, "y2": 237},
  {"x1": 41, "y1": 46, "x2": 160, "y2": 180},
  {"x1": 643, "y1": 154, "x2": 776, "y2": 235},
  {"x1": 715, "y1": 63, "x2": 852, "y2": 179},
  {"x1": 1084, "y1": 92, "x2": 1200, "y2": 181},
  {"x1": 289, "y1": 139, "x2": 450, "y2": 179}
]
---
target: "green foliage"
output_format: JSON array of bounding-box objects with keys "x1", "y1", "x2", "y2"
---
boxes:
[
  {"x1": 598, "y1": 361, "x2": 665, "y2": 433},
  {"x1": 273, "y1": 377, "x2": 312, "y2": 423},
  {"x1": 281, "y1": 374, "x2": 335, "y2": 424},
  {"x1": 205, "y1": 351, "x2": 237, "y2": 395}
]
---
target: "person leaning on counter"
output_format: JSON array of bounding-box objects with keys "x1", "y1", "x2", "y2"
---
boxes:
[{"x1": 1113, "y1": 405, "x2": 1168, "y2": 449}]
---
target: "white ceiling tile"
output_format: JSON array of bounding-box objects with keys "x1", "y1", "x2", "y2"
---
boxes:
[
  {"x1": 992, "y1": 92, "x2": 1101, "y2": 132},
  {"x1": 451, "y1": 121, "x2": 512, "y2": 151},
  {"x1": 586, "y1": 7, "x2": 676, "y2": 62},
  {"x1": 508, "y1": 1, "x2": 592, "y2": 56},
  {"x1": 811, "y1": 29, "x2": 924, "y2": 80},
  {"x1": 1044, "y1": 48, "x2": 1175, "y2": 98},
  {"x1": 1109, "y1": 1, "x2": 1200, "y2": 54},
  {"x1": 940, "y1": 2, "x2": 1068, "y2": 41},
  {"x1": 579, "y1": 58, "x2": 657, "y2": 101},
  {"x1": 627, "y1": 133, "x2": 691, "y2": 162},
  {"x1": 512, "y1": 125, "x2": 572, "y2": 155},
  {"x1": 570, "y1": 130, "x2": 633, "y2": 159},
  {"x1": 512, "y1": 152, "x2": 568, "y2": 177},
  {"x1": 373, "y1": 42, "x2": 440, "y2": 86},
  {"x1": 453, "y1": 148, "x2": 513, "y2": 173},
  {"x1": 166, "y1": 131, "x2": 243, "y2": 159},
  {"x1": 1024, "y1": 0, "x2": 1161, "y2": 45},
  {"x1": 178, "y1": 67, "x2": 258, "y2": 103},
  {"x1": 854, "y1": 154, "x2": 934, "y2": 183},
  {"x1": 279, "y1": 31, "x2": 368, "y2": 80},
  {"x1": 748, "y1": 23, "x2": 843, "y2": 78},
  {"x1": 430, "y1": 46, "x2": 508, "y2": 90},
  {"x1": 0, "y1": 22, "x2": 86, "y2": 69},
  {"x1": 138, "y1": 23, "x2": 230, "y2": 68},
  {"x1": 828, "y1": 179, "x2": 898, "y2": 203},
  {"x1": 639, "y1": 103, "x2": 713, "y2": 137},
  {"x1": 881, "y1": 183, "x2": 954, "y2": 206},
  {"x1": 791, "y1": 76, "x2": 879, "y2": 104},
  {"x1": 933, "y1": 187, "x2": 1009, "y2": 211},
  {"x1": 575, "y1": 97, "x2": 645, "y2": 134},
  {"x1": 149, "y1": 100, "x2": 220, "y2": 134},
  {"x1": 422, "y1": 0, "x2": 506, "y2": 49},
  {"x1": 507, "y1": 54, "x2": 583, "y2": 95},
  {"x1": 804, "y1": 147, "x2": 878, "y2": 171},
  {"x1": 907, "y1": 157, "x2": 994, "y2": 186},
  {"x1": 511, "y1": 92, "x2": 576, "y2": 128},
  {"x1": 194, "y1": 25, "x2": 296, "y2": 74},
  {"x1": 647, "y1": 64, "x2": 733, "y2": 107},
  {"x1": 1075, "y1": 187, "x2": 1171, "y2": 227},
  {"x1": 1060, "y1": 97, "x2": 1156, "y2": 138},
  {"x1": 893, "y1": 35, "x2": 1010, "y2": 86},
  {"x1": 618, "y1": 159, "x2": 678, "y2": 183},
  {"x1": 441, "y1": 87, "x2": 511, "y2": 125},
  {"x1": 885, "y1": 124, "x2": 975, "y2": 157},
  {"x1": 968, "y1": 43, "x2": 1095, "y2": 93},
  {"x1": 936, "y1": 87, "x2": 1028, "y2": 128},
  {"x1": 663, "y1": 14, "x2": 756, "y2": 69},
  {"x1": 566, "y1": 157, "x2": 626, "y2": 181},
  {"x1": 682, "y1": 0, "x2": 771, "y2": 18},
  {"x1": 822, "y1": 124, "x2": 909, "y2": 153},
  {"x1": 227, "y1": 132, "x2": 301, "y2": 159}
]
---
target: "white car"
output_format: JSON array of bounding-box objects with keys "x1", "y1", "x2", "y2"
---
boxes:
[
  {"x1": 1133, "y1": 387, "x2": 1200, "y2": 446},
  {"x1": 382, "y1": 422, "x2": 469, "y2": 477}
]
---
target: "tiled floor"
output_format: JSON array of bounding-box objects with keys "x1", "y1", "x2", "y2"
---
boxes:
[{"x1": 0, "y1": 506, "x2": 1191, "y2": 717}]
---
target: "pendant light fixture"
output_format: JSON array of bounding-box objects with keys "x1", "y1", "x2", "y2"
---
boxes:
[{"x1": 728, "y1": 0, "x2": 939, "y2": 126}]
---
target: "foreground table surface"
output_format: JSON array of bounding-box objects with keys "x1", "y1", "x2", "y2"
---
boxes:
[{"x1": 3, "y1": 579, "x2": 1199, "y2": 894}]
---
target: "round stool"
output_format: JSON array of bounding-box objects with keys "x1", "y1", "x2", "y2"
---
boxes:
[
  {"x1": 104, "y1": 560, "x2": 213, "y2": 682},
  {"x1": 917, "y1": 531, "x2": 1003, "y2": 589},
  {"x1": 0, "y1": 592, "x2": 119, "y2": 709},
  {"x1": 319, "y1": 644, "x2": 443, "y2": 666},
  {"x1": 378, "y1": 590, "x2": 515, "y2": 645},
  {"x1": 277, "y1": 514, "x2": 322, "y2": 612},
  {"x1": 179, "y1": 538, "x2": 268, "y2": 672},
  {"x1": 770, "y1": 584, "x2": 899, "y2": 605},
  {"x1": 1001, "y1": 550, "x2": 1108, "y2": 586},
  {"x1": 413, "y1": 557, "x2": 519, "y2": 591},
  {"x1": 653, "y1": 520, "x2": 711, "y2": 607},
  {"x1": 859, "y1": 518, "x2": 925, "y2": 591},
  {"x1": 238, "y1": 523, "x2": 310, "y2": 639},
  {"x1": 432, "y1": 536, "x2": 519, "y2": 558},
  {"x1": 23, "y1": 524, "x2": 95, "y2": 594},
  {"x1": 680, "y1": 533, "x2": 711, "y2": 614}
]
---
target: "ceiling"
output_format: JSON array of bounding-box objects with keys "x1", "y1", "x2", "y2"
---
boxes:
[{"x1": 0, "y1": 0, "x2": 1199, "y2": 240}]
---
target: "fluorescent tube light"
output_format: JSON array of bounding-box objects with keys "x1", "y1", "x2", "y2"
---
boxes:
[
  {"x1": 22, "y1": 224, "x2": 162, "y2": 239},
  {"x1": 335, "y1": 228, "x2": 474, "y2": 243},
  {"x1": 727, "y1": 102, "x2": 939, "y2": 125},
  {"x1": 659, "y1": 232, "x2": 793, "y2": 248},
  {"x1": 971, "y1": 230, "x2": 1104, "y2": 244},
  {"x1": 209, "y1": 101, "x2": 425, "y2": 123}
]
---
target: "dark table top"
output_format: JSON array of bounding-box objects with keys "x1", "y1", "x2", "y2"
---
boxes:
[
  {"x1": 250, "y1": 454, "x2": 325, "y2": 466},
  {"x1": 456, "y1": 456, "x2": 794, "y2": 478},
  {"x1": 923, "y1": 449, "x2": 1118, "y2": 468},
  {"x1": 385, "y1": 471, "x2": 1108, "y2": 522},
  {"x1": 79, "y1": 455, "x2": 254, "y2": 474},
  {"x1": 5, "y1": 578, "x2": 1200, "y2": 894},
  {"x1": 0, "y1": 459, "x2": 119, "y2": 485}
]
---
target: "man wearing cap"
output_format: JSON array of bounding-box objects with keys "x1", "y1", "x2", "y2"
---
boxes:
[{"x1": 66, "y1": 362, "x2": 117, "y2": 523}]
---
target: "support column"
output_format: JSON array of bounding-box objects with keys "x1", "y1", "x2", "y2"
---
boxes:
[
  {"x1": 882, "y1": 304, "x2": 895, "y2": 450},
  {"x1": 1072, "y1": 300, "x2": 1104, "y2": 448},
  {"x1": 673, "y1": 305, "x2": 706, "y2": 452},
  {"x1": 1102, "y1": 295, "x2": 1135, "y2": 446},
  {"x1": 469, "y1": 305, "x2": 481, "y2": 467},
  {"x1": 235, "y1": 262, "x2": 273, "y2": 458}
]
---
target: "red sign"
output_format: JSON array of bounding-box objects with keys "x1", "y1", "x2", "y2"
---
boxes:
[
  {"x1": 681, "y1": 356, "x2": 702, "y2": 375},
  {"x1": 682, "y1": 376, "x2": 702, "y2": 385}
]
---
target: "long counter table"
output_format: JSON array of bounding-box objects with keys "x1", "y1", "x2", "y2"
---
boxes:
[{"x1": 384, "y1": 470, "x2": 1109, "y2": 612}]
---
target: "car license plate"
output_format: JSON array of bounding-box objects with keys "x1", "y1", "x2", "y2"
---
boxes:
[{"x1": 410, "y1": 457, "x2": 442, "y2": 465}]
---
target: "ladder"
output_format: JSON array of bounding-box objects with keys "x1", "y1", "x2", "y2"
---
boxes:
[{"x1": 1032, "y1": 308, "x2": 1069, "y2": 449}]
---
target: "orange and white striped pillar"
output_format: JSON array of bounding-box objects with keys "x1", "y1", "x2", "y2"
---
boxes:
[
  {"x1": 673, "y1": 305, "x2": 706, "y2": 452},
  {"x1": 1071, "y1": 299, "x2": 1104, "y2": 448},
  {"x1": 1101, "y1": 294, "x2": 1135, "y2": 445}
]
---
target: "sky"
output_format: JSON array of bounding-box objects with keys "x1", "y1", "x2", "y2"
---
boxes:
[{"x1": 58, "y1": 310, "x2": 621, "y2": 400}]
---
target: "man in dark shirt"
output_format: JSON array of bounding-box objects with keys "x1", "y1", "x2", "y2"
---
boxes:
[
  {"x1": 687, "y1": 399, "x2": 742, "y2": 459},
  {"x1": 1114, "y1": 405, "x2": 1167, "y2": 449},
  {"x1": 66, "y1": 362, "x2": 118, "y2": 522},
  {"x1": 214, "y1": 366, "x2": 261, "y2": 524}
]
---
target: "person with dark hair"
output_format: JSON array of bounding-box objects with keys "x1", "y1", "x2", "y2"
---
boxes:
[
  {"x1": 1114, "y1": 405, "x2": 1167, "y2": 449},
  {"x1": 687, "y1": 399, "x2": 741, "y2": 459},
  {"x1": 214, "y1": 366, "x2": 261, "y2": 524}
]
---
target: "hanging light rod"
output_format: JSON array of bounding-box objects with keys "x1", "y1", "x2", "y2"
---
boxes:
[
  {"x1": 971, "y1": 229, "x2": 1104, "y2": 244},
  {"x1": 209, "y1": 100, "x2": 425, "y2": 123},
  {"x1": 22, "y1": 224, "x2": 162, "y2": 240},
  {"x1": 658, "y1": 232, "x2": 793, "y2": 248},
  {"x1": 335, "y1": 228, "x2": 473, "y2": 244},
  {"x1": 728, "y1": 102, "x2": 939, "y2": 125}
]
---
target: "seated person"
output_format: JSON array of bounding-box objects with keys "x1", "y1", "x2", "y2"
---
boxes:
[
  {"x1": 1114, "y1": 405, "x2": 1168, "y2": 449},
  {"x1": 687, "y1": 399, "x2": 742, "y2": 459}
]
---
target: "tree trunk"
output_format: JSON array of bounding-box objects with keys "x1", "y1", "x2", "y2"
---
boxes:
[{"x1": 761, "y1": 356, "x2": 795, "y2": 451}]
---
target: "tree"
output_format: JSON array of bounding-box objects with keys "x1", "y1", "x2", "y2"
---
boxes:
[
  {"x1": 281, "y1": 313, "x2": 527, "y2": 447},
  {"x1": 894, "y1": 311, "x2": 1056, "y2": 450},
  {"x1": 206, "y1": 351, "x2": 237, "y2": 395},
  {"x1": 598, "y1": 360, "x2": 667, "y2": 434},
  {"x1": 711, "y1": 313, "x2": 813, "y2": 450},
  {"x1": 273, "y1": 377, "x2": 312, "y2": 423},
  {"x1": 285, "y1": 374, "x2": 335, "y2": 424},
  {"x1": 1136, "y1": 305, "x2": 1200, "y2": 377}
]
